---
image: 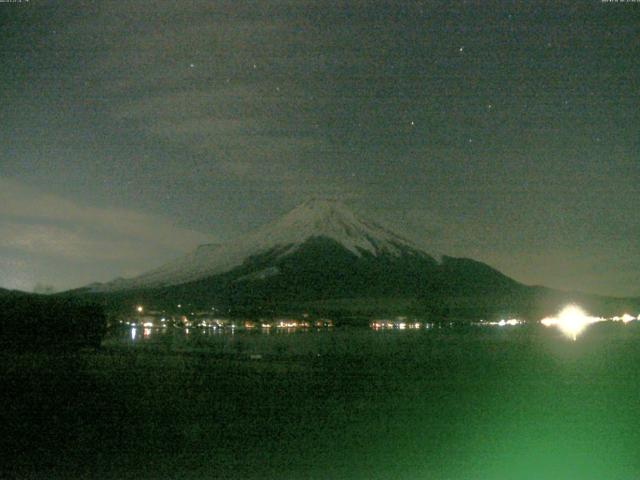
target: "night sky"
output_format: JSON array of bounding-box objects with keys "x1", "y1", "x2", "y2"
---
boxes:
[{"x1": 1, "y1": 1, "x2": 638, "y2": 296}]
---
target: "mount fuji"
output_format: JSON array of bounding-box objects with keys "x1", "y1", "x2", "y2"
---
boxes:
[
  {"x1": 81, "y1": 199, "x2": 537, "y2": 315},
  {"x1": 94, "y1": 199, "x2": 441, "y2": 291},
  {"x1": 77, "y1": 199, "x2": 638, "y2": 320}
]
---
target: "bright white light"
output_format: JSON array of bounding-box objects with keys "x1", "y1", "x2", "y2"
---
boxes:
[
  {"x1": 130, "y1": 327, "x2": 137, "y2": 341},
  {"x1": 540, "y1": 305, "x2": 603, "y2": 340},
  {"x1": 558, "y1": 306, "x2": 590, "y2": 340},
  {"x1": 481, "y1": 318, "x2": 522, "y2": 327},
  {"x1": 621, "y1": 313, "x2": 635, "y2": 324},
  {"x1": 136, "y1": 305, "x2": 144, "y2": 313},
  {"x1": 540, "y1": 318, "x2": 554, "y2": 327}
]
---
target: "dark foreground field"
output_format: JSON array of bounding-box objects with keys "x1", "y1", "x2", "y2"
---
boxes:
[{"x1": 2, "y1": 326, "x2": 640, "y2": 479}]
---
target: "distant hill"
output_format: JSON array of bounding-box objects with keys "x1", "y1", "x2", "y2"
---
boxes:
[{"x1": 0, "y1": 288, "x2": 28, "y2": 297}]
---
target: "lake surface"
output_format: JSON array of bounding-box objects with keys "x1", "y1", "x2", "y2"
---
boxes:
[{"x1": 3, "y1": 322, "x2": 640, "y2": 479}]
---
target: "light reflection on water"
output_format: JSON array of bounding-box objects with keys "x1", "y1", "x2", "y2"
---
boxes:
[
  {"x1": 119, "y1": 317, "x2": 640, "y2": 342},
  {"x1": 121, "y1": 318, "x2": 523, "y2": 344},
  {"x1": 113, "y1": 320, "x2": 533, "y2": 359},
  {"x1": 114, "y1": 317, "x2": 640, "y2": 355}
]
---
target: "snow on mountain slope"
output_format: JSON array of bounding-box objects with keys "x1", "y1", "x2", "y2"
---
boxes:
[
  {"x1": 93, "y1": 199, "x2": 430, "y2": 291},
  {"x1": 255, "y1": 199, "x2": 421, "y2": 255}
]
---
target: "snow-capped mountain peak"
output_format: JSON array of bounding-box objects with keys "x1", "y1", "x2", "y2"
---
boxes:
[
  {"x1": 93, "y1": 199, "x2": 425, "y2": 291},
  {"x1": 252, "y1": 198, "x2": 417, "y2": 256}
]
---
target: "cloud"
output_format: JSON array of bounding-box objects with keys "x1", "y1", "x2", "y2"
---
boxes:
[
  {"x1": 1, "y1": 222, "x2": 142, "y2": 262},
  {"x1": 0, "y1": 177, "x2": 214, "y2": 289},
  {"x1": 0, "y1": 177, "x2": 213, "y2": 255}
]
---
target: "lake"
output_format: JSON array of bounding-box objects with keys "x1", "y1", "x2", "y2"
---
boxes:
[{"x1": 2, "y1": 321, "x2": 640, "y2": 479}]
